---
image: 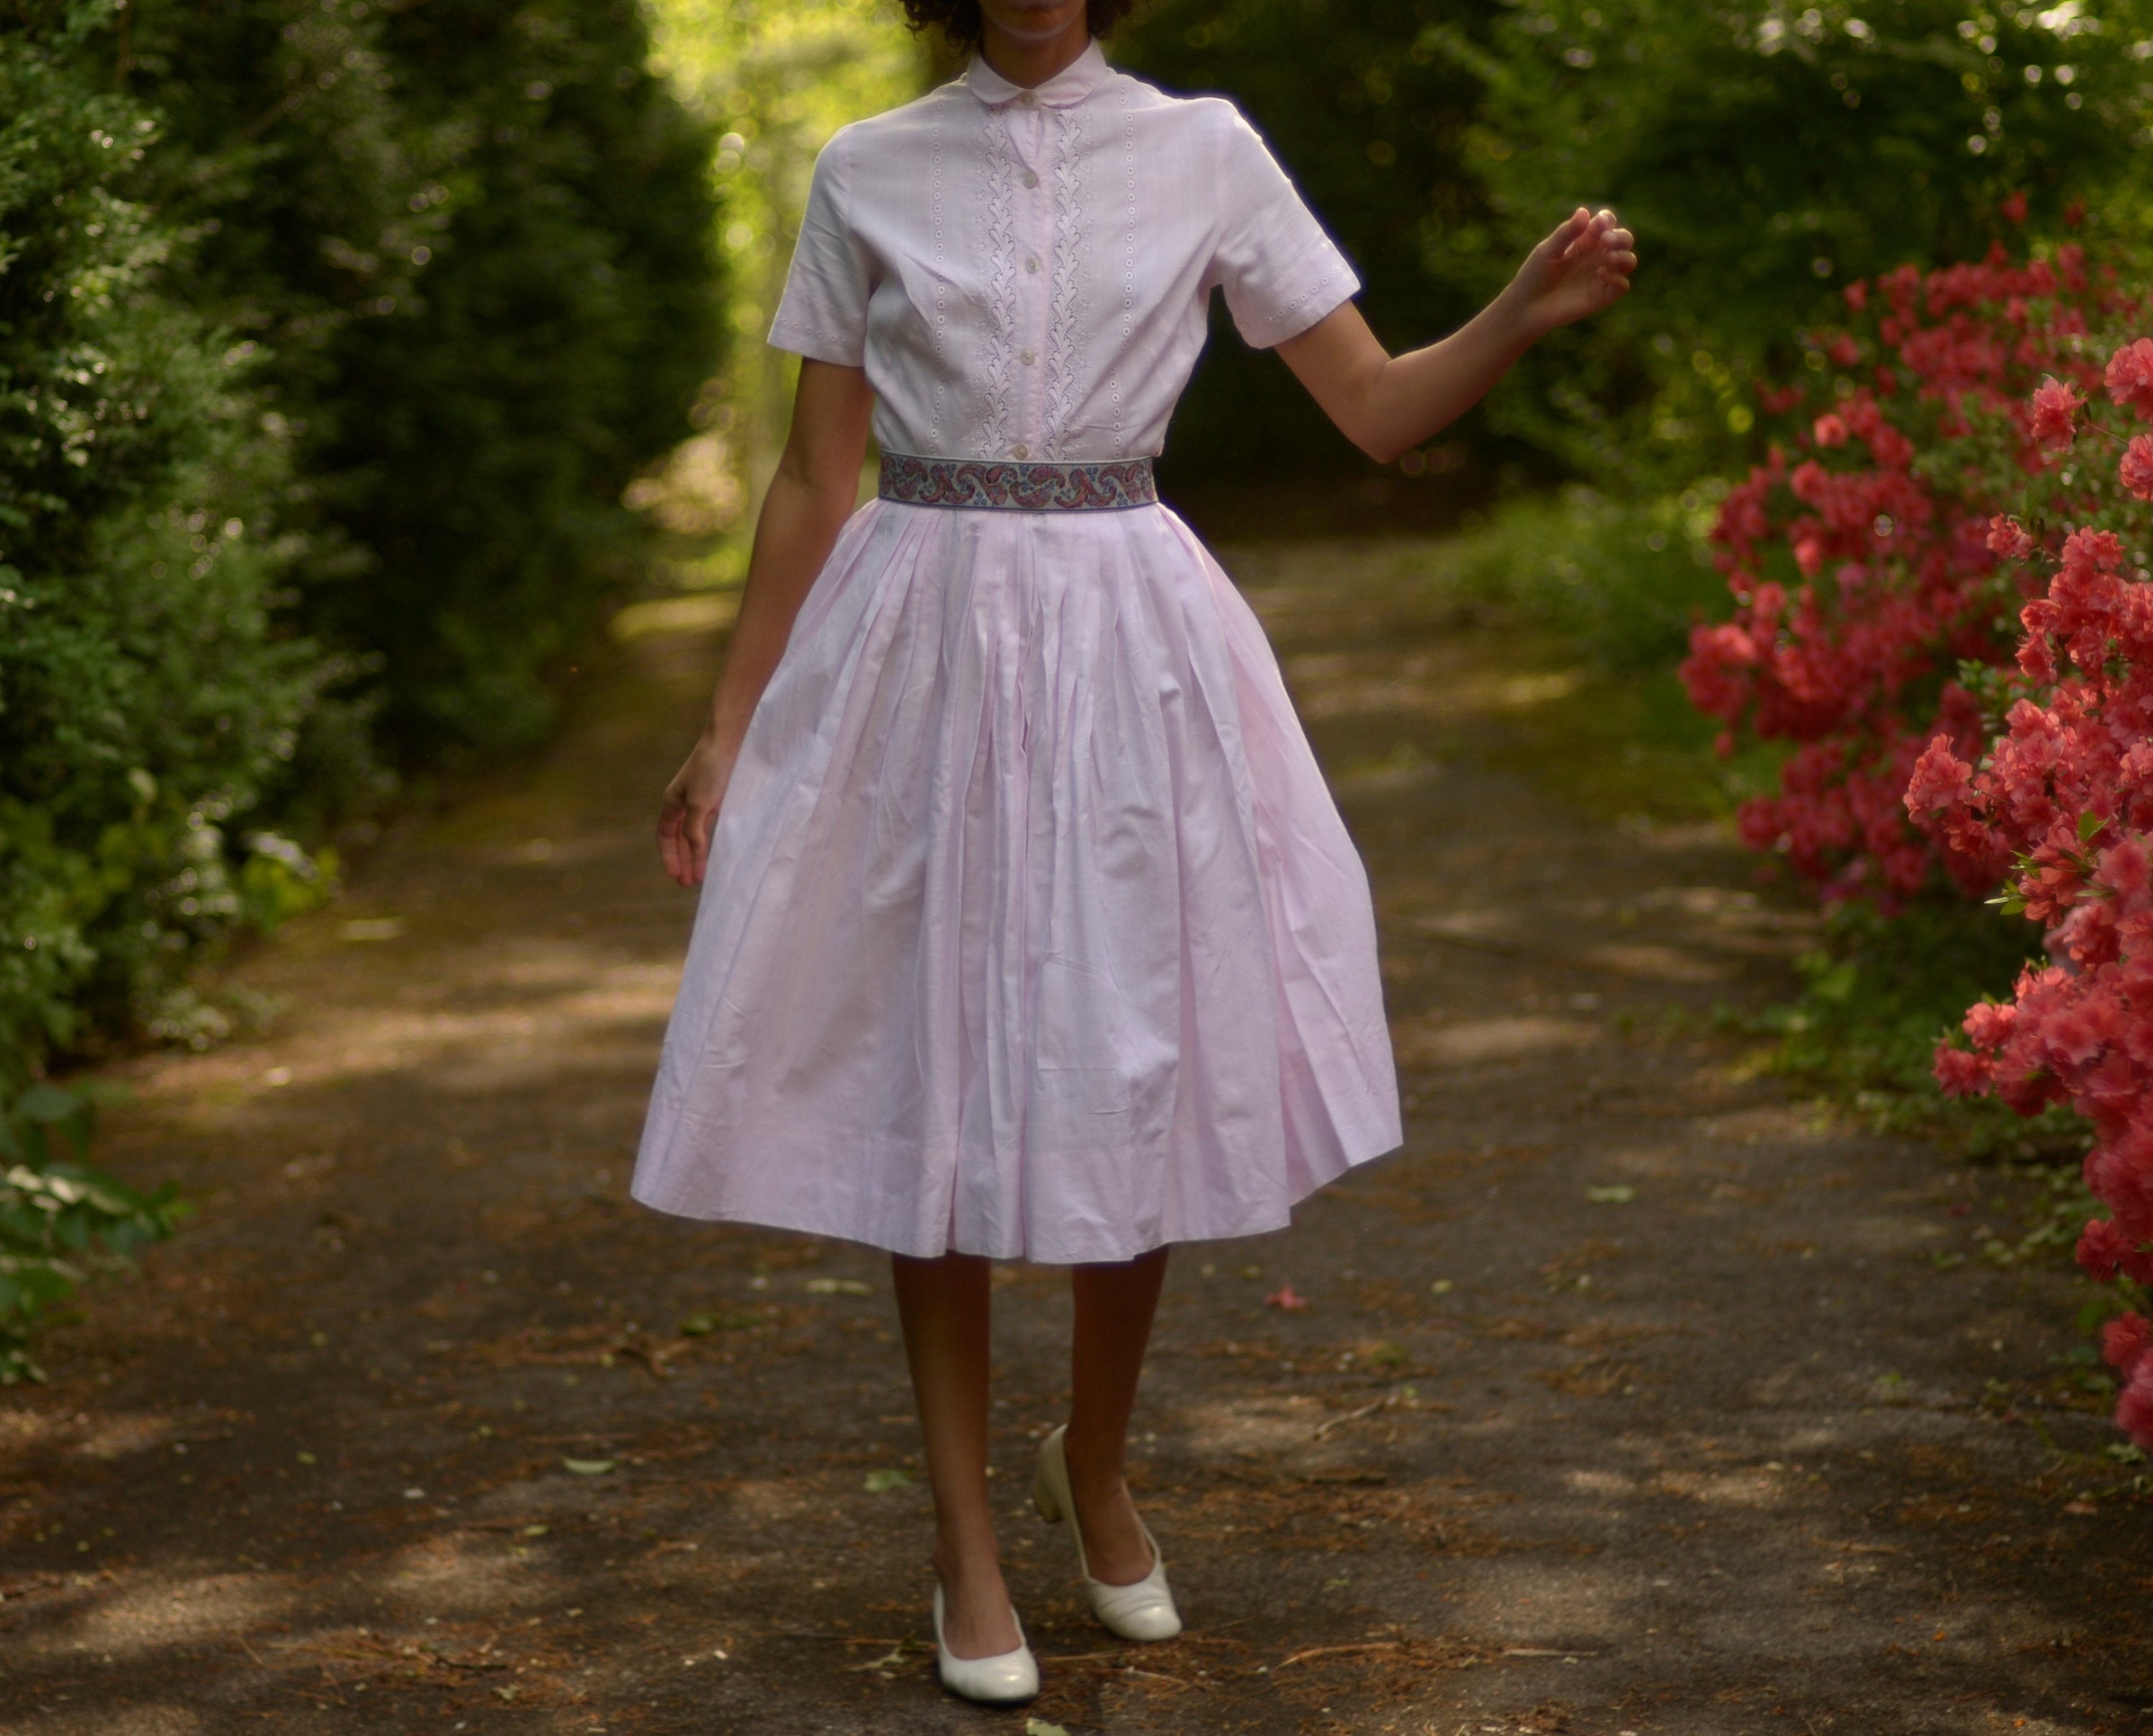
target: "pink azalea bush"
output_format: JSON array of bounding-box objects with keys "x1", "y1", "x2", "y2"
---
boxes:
[
  {"x1": 1679, "y1": 227, "x2": 2153, "y2": 1448},
  {"x1": 1681, "y1": 236, "x2": 2142, "y2": 904},
  {"x1": 1903, "y1": 337, "x2": 2153, "y2": 1448}
]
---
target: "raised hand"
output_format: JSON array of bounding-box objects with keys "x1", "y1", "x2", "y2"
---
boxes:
[{"x1": 1507, "y1": 206, "x2": 1637, "y2": 337}]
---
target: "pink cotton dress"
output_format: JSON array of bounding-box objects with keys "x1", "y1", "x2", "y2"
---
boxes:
[{"x1": 630, "y1": 41, "x2": 1402, "y2": 1264}]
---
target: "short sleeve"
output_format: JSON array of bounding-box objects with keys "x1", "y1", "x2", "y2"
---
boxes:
[
  {"x1": 767, "y1": 131, "x2": 873, "y2": 365},
  {"x1": 1210, "y1": 107, "x2": 1361, "y2": 350}
]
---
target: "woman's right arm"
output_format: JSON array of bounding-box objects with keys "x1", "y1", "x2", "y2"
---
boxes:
[{"x1": 657, "y1": 357, "x2": 874, "y2": 888}]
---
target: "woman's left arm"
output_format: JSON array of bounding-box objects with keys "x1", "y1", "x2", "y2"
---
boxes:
[{"x1": 1275, "y1": 206, "x2": 1636, "y2": 466}]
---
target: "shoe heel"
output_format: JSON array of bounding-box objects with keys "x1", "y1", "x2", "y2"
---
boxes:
[{"x1": 1031, "y1": 1458, "x2": 1063, "y2": 1524}]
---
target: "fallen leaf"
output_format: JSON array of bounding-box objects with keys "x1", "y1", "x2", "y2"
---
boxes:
[
  {"x1": 2063, "y1": 1499, "x2": 2098, "y2": 1515},
  {"x1": 563, "y1": 1458, "x2": 616, "y2": 1477},
  {"x1": 522, "y1": 1524, "x2": 548, "y2": 1536},
  {"x1": 863, "y1": 1468, "x2": 914, "y2": 1493},
  {"x1": 1585, "y1": 1185, "x2": 1636, "y2": 1204},
  {"x1": 1265, "y1": 1283, "x2": 1309, "y2": 1311},
  {"x1": 1026, "y1": 1721, "x2": 1072, "y2": 1736},
  {"x1": 1430, "y1": 1278, "x2": 1455, "y2": 1295},
  {"x1": 296, "y1": 1451, "x2": 316, "y2": 1465},
  {"x1": 805, "y1": 1277, "x2": 873, "y2": 1295}
]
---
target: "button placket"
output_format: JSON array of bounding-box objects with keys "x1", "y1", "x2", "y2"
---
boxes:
[{"x1": 1001, "y1": 100, "x2": 1055, "y2": 462}]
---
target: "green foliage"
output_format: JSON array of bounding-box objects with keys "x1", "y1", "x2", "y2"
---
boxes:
[
  {"x1": 1, "y1": 0, "x2": 725, "y2": 1082},
  {"x1": 1735, "y1": 896, "x2": 2085, "y2": 1156},
  {"x1": 1443, "y1": 484, "x2": 1730, "y2": 671},
  {"x1": 1123, "y1": 1, "x2": 2153, "y2": 489},
  {"x1": 0, "y1": 1079, "x2": 185, "y2": 1384},
  {"x1": 1453, "y1": 0, "x2": 2153, "y2": 492},
  {"x1": 314, "y1": 0, "x2": 725, "y2": 759},
  {"x1": 0, "y1": 5, "x2": 335, "y2": 1083},
  {"x1": 645, "y1": 0, "x2": 921, "y2": 550},
  {"x1": 1402, "y1": 492, "x2": 1785, "y2": 828},
  {"x1": 133, "y1": 0, "x2": 726, "y2": 761}
]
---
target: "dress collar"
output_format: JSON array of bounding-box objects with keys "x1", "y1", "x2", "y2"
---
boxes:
[{"x1": 960, "y1": 37, "x2": 1111, "y2": 110}]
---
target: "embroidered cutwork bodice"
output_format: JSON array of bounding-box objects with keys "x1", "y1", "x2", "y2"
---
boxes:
[{"x1": 767, "y1": 40, "x2": 1360, "y2": 464}]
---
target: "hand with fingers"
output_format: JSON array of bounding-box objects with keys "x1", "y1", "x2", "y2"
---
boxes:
[
  {"x1": 657, "y1": 729, "x2": 738, "y2": 889},
  {"x1": 1506, "y1": 206, "x2": 1638, "y2": 337}
]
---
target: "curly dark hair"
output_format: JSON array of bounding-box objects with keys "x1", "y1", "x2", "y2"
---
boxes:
[{"x1": 899, "y1": 0, "x2": 1138, "y2": 51}]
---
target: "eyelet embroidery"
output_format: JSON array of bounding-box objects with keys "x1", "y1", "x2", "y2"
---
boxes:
[
  {"x1": 1041, "y1": 103, "x2": 1086, "y2": 459},
  {"x1": 977, "y1": 105, "x2": 1019, "y2": 459},
  {"x1": 929, "y1": 108, "x2": 947, "y2": 452}
]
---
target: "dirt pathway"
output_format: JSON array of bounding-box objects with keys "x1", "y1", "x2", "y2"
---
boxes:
[{"x1": 3, "y1": 537, "x2": 2149, "y2": 1736}]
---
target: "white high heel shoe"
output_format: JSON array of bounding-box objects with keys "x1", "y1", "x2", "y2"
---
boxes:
[
  {"x1": 931, "y1": 1582, "x2": 1039, "y2": 1706},
  {"x1": 1031, "y1": 1424, "x2": 1183, "y2": 1642}
]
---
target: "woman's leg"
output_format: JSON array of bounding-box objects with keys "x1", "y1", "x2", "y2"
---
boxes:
[
  {"x1": 1062, "y1": 1247, "x2": 1171, "y2": 1585},
  {"x1": 890, "y1": 1250, "x2": 1021, "y2": 1658}
]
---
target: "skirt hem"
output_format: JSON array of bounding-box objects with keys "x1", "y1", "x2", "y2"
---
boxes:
[{"x1": 628, "y1": 1125, "x2": 1403, "y2": 1266}]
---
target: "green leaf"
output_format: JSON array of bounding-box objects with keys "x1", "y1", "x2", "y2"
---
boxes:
[
  {"x1": 563, "y1": 1458, "x2": 616, "y2": 1477},
  {"x1": 14, "y1": 1085, "x2": 81, "y2": 1125},
  {"x1": 863, "y1": 1468, "x2": 913, "y2": 1493}
]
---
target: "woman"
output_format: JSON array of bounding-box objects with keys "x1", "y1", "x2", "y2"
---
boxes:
[{"x1": 634, "y1": 0, "x2": 1635, "y2": 1704}]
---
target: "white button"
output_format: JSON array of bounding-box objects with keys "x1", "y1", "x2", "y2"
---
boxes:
[
  {"x1": 1024, "y1": 257, "x2": 1039, "y2": 274},
  {"x1": 1013, "y1": 444, "x2": 1031, "y2": 459},
  {"x1": 1020, "y1": 347, "x2": 1036, "y2": 365},
  {"x1": 1023, "y1": 170, "x2": 1038, "y2": 189},
  {"x1": 1018, "y1": 90, "x2": 1036, "y2": 107}
]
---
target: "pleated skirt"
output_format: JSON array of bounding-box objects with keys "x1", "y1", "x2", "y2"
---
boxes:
[{"x1": 630, "y1": 497, "x2": 1400, "y2": 1264}]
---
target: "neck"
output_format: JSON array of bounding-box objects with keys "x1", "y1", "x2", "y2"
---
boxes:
[{"x1": 978, "y1": 22, "x2": 1091, "y2": 89}]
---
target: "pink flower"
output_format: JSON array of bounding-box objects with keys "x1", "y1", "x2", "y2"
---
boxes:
[
  {"x1": 1905, "y1": 737, "x2": 1976, "y2": 815},
  {"x1": 2103, "y1": 1310, "x2": 2153, "y2": 1377},
  {"x1": 2080, "y1": 1215, "x2": 2134, "y2": 1281},
  {"x1": 2098, "y1": 837, "x2": 2150, "y2": 901},
  {"x1": 2030, "y1": 375, "x2": 2085, "y2": 447},
  {"x1": 2119, "y1": 1364, "x2": 2153, "y2": 1451},
  {"x1": 1987, "y1": 515, "x2": 2034, "y2": 560},
  {"x1": 1933, "y1": 1046, "x2": 1994, "y2": 1097},
  {"x1": 2060, "y1": 527, "x2": 2126, "y2": 578},
  {"x1": 1999, "y1": 190, "x2": 2028, "y2": 224},
  {"x1": 1964, "y1": 1001, "x2": 2018, "y2": 1049},
  {"x1": 1812, "y1": 413, "x2": 1849, "y2": 448},
  {"x1": 1264, "y1": 1283, "x2": 1308, "y2": 1311},
  {"x1": 2106, "y1": 337, "x2": 2153, "y2": 420},
  {"x1": 2121, "y1": 433, "x2": 2153, "y2": 502}
]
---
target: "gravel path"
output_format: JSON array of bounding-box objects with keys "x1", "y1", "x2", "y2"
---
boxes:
[{"x1": 3, "y1": 535, "x2": 2147, "y2": 1735}]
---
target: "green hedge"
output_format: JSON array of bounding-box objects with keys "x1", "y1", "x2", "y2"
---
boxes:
[
  {"x1": 0, "y1": 0, "x2": 723, "y2": 1085},
  {"x1": 1, "y1": 9, "x2": 332, "y2": 1077},
  {"x1": 134, "y1": 0, "x2": 724, "y2": 762}
]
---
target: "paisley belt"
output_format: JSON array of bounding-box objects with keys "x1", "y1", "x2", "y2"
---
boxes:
[{"x1": 877, "y1": 451, "x2": 1158, "y2": 512}]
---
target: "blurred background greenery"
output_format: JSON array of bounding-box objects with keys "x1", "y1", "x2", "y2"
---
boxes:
[{"x1": 4, "y1": 0, "x2": 2152, "y2": 1099}]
